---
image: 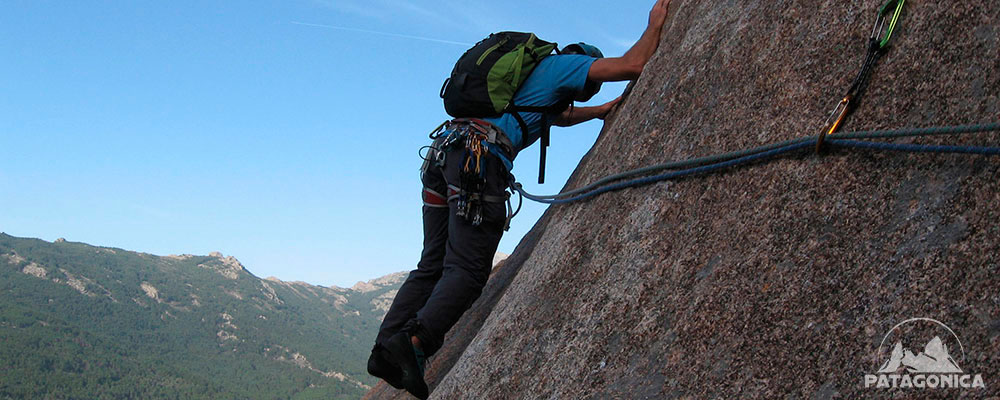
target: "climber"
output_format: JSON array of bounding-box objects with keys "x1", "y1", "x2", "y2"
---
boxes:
[{"x1": 367, "y1": 0, "x2": 673, "y2": 398}]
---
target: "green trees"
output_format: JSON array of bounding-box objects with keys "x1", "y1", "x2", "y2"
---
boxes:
[{"x1": 0, "y1": 234, "x2": 398, "y2": 399}]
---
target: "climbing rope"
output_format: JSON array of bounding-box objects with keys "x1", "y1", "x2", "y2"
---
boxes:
[
  {"x1": 509, "y1": 0, "x2": 999, "y2": 206},
  {"x1": 503, "y1": 2, "x2": 999, "y2": 207},
  {"x1": 512, "y1": 123, "x2": 1000, "y2": 205},
  {"x1": 827, "y1": 139, "x2": 1000, "y2": 156}
]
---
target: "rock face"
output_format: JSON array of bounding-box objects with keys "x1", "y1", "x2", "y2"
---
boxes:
[{"x1": 366, "y1": 1, "x2": 998, "y2": 399}]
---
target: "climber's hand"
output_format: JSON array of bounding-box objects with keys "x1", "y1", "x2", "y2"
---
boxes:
[
  {"x1": 649, "y1": 0, "x2": 671, "y2": 29},
  {"x1": 588, "y1": 0, "x2": 670, "y2": 83},
  {"x1": 554, "y1": 100, "x2": 620, "y2": 127},
  {"x1": 599, "y1": 97, "x2": 623, "y2": 120}
]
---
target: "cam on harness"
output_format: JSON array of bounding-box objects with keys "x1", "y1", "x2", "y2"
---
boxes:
[{"x1": 423, "y1": 118, "x2": 520, "y2": 230}]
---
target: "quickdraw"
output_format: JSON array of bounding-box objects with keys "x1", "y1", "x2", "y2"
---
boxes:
[
  {"x1": 817, "y1": 0, "x2": 905, "y2": 153},
  {"x1": 427, "y1": 119, "x2": 519, "y2": 230},
  {"x1": 456, "y1": 131, "x2": 490, "y2": 226}
]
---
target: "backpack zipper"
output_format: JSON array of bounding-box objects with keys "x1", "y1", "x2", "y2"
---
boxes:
[{"x1": 476, "y1": 36, "x2": 509, "y2": 66}]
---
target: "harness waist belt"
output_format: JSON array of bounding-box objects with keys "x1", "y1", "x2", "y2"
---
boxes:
[
  {"x1": 448, "y1": 118, "x2": 515, "y2": 158},
  {"x1": 447, "y1": 184, "x2": 509, "y2": 203}
]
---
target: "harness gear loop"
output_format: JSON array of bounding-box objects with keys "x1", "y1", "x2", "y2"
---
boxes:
[{"x1": 429, "y1": 118, "x2": 518, "y2": 229}]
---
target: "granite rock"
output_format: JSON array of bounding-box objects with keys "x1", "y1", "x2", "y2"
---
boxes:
[{"x1": 366, "y1": 1, "x2": 999, "y2": 398}]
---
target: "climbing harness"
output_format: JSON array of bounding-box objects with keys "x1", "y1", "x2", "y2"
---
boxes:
[
  {"x1": 817, "y1": 0, "x2": 906, "y2": 153},
  {"x1": 429, "y1": 118, "x2": 515, "y2": 170},
  {"x1": 424, "y1": 119, "x2": 520, "y2": 230}
]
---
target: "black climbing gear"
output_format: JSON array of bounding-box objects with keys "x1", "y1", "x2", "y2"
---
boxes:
[
  {"x1": 427, "y1": 119, "x2": 518, "y2": 230},
  {"x1": 456, "y1": 130, "x2": 490, "y2": 226}
]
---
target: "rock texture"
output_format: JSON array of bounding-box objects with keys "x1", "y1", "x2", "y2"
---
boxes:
[{"x1": 366, "y1": 1, "x2": 999, "y2": 398}]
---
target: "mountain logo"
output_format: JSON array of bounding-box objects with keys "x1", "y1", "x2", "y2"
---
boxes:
[{"x1": 864, "y1": 318, "x2": 986, "y2": 389}]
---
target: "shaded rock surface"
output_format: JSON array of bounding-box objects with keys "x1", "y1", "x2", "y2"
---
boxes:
[{"x1": 366, "y1": 1, "x2": 999, "y2": 398}]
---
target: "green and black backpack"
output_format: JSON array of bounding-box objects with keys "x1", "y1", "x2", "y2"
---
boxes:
[{"x1": 440, "y1": 31, "x2": 569, "y2": 183}]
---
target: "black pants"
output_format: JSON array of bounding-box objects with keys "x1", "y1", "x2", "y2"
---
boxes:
[{"x1": 375, "y1": 141, "x2": 508, "y2": 356}]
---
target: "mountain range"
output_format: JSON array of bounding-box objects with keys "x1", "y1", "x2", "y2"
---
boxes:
[{"x1": 0, "y1": 232, "x2": 407, "y2": 399}]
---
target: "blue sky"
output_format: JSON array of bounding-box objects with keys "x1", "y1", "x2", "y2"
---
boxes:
[{"x1": 1, "y1": 0, "x2": 652, "y2": 287}]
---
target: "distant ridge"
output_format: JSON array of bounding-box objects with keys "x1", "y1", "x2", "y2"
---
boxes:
[{"x1": 0, "y1": 233, "x2": 405, "y2": 399}]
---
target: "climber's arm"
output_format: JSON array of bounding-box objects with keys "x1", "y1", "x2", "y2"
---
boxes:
[
  {"x1": 587, "y1": 0, "x2": 670, "y2": 82},
  {"x1": 552, "y1": 97, "x2": 621, "y2": 127}
]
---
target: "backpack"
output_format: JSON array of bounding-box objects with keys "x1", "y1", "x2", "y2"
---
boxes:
[{"x1": 439, "y1": 32, "x2": 569, "y2": 183}]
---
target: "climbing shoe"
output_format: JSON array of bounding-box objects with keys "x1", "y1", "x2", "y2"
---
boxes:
[
  {"x1": 367, "y1": 344, "x2": 404, "y2": 389},
  {"x1": 384, "y1": 332, "x2": 429, "y2": 400}
]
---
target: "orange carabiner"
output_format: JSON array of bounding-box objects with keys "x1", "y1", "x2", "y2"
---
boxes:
[{"x1": 817, "y1": 95, "x2": 852, "y2": 153}]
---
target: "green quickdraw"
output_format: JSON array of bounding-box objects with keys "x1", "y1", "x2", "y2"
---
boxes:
[
  {"x1": 874, "y1": 0, "x2": 906, "y2": 49},
  {"x1": 817, "y1": 0, "x2": 906, "y2": 153}
]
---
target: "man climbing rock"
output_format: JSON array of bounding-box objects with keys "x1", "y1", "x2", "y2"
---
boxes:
[{"x1": 368, "y1": 0, "x2": 672, "y2": 398}]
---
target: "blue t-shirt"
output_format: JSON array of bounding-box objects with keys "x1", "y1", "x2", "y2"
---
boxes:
[{"x1": 483, "y1": 54, "x2": 596, "y2": 158}]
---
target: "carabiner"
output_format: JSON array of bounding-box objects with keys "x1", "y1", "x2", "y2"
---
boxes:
[
  {"x1": 870, "y1": 0, "x2": 905, "y2": 49},
  {"x1": 429, "y1": 120, "x2": 448, "y2": 139},
  {"x1": 817, "y1": 95, "x2": 852, "y2": 153}
]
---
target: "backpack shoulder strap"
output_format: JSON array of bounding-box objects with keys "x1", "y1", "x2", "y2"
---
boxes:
[
  {"x1": 505, "y1": 98, "x2": 572, "y2": 184},
  {"x1": 506, "y1": 100, "x2": 571, "y2": 184},
  {"x1": 508, "y1": 112, "x2": 548, "y2": 184}
]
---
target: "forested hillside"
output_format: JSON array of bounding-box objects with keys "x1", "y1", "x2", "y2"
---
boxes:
[{"x1": 0, "y1": 233, "x2": 404, "y2": 400}]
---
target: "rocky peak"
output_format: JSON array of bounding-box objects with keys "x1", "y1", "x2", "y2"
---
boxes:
[
  {"x1": 350, "y1": 272, "x2": 407, "y2": 293},
  {"x1": 198, "y1": 252, "x2": 245, "y2": 280}
]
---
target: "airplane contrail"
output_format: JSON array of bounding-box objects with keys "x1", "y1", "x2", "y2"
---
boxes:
[{"x1": 290, "y1": 21, "x2": 471, "y2": 47}]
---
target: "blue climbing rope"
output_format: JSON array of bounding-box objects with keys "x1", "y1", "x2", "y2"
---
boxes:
[
  {"x1": 827, "y1": 139, "x2": 1000, "y2": 155},
  {"x1": 518, "y1": 141, "x2": 813, "y2": 204},
  {"x1": 513, "y1": 123, "x2": 1000, "y2": 205}
]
